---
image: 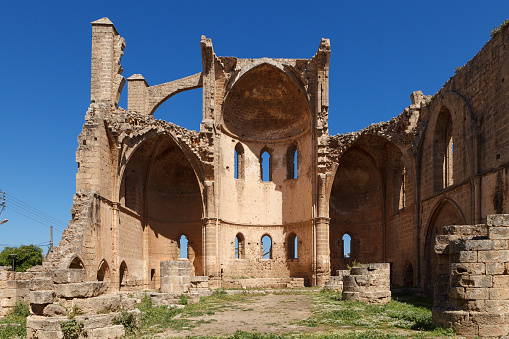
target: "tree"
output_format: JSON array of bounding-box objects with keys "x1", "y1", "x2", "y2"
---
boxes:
[{"x1": 0, "y1": 245, "x2": 43, "y2": 272}]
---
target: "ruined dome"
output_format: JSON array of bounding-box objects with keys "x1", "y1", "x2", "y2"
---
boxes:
[{"x1": 222, "y1": 64, "x2": 310, "y2": 141}]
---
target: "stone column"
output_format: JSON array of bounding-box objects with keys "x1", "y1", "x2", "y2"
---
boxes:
[{"x1": 314, "y1": 173, "x2": 331, "y2": 286}]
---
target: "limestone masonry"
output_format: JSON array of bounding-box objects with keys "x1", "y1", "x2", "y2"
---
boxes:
[{"x1": 2, "y1": 17, "x2": 509, "y2": 337}]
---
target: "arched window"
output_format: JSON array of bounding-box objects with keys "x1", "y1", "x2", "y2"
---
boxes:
[
  {"x1": 179, "y1": 235, "x2": 189, "y2": 259},
  {"x1": 287, "y1": 233, "x2": 298, "y2": 259},
  {"x1": 434, "y1": 107, "x2": 454, "y2": 191},
  {"x1": 342, "y1": 234, "x2": 351, "y2": 258},
  {"x1": 235, "y1": 233, "x2": 245, "y2": 259},
  {"x1": 119, "y1": 261, "x2": 128, "y2": 290},
  {"x1": 234, "y1": 143, "x2": 245, "y2": 179},
  {"x1": 394, "y1": 162, "x2": 406, "y2": 212},
  {"x1": 260, "y1": 148, "x2": 272, "y2": 182},
  {"x1": 287, "y1": 143, "x2": 298, "y2": 179},
  {"x1": 261, "y1": 235, "x2": 272, "y2": 259}
]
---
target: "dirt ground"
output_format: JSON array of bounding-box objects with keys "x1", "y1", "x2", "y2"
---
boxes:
[{"x1": 159, "y1": 293, "x2": 320, "y2": 337}]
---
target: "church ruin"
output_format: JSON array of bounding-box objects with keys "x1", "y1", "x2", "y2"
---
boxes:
[
  {"x1": 3, "y1": 17, "x2": 509, "y2": 337},
  {"x1": 45, "y1": 17, "x2": 509, "y2": 293}
]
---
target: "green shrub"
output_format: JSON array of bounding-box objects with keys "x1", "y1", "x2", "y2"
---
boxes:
[
  {"x1": 112, "y1": 310, "x2": 138, "y2": 335},
  {"x1": 60, "y1": 318, "x2": 87, "y2": 339},
  {"x1": 491, "y1": 19, "x2": 509, "y2": 38},
  {"x1": 179, "y1": 294, "x2": 189, "y2": 305}
]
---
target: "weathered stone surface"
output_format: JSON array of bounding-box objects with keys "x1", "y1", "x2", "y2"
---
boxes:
[
  {"x1": 42, "y1": 304, "x2": 67, "y2": 317},
  {"x1": 30, "y1": 290, "x2": 55, "y2": 305},
  {"x1": 51, "y1": 269, "x2": 86, "y2": 284},
  {"x1": 55, "y1": 282, "x2": 107, "y2": 298},
  {"x1": 30, "y1": 278, "x2": 54, "y2": 291}
]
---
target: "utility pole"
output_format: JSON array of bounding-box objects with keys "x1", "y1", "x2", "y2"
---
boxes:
[
  {"x1": 0, "y1": 190, "x2": 5, "y2": 216},
  {"x1": 46, "y1": 225, "x2": 53, "y2": 258}
]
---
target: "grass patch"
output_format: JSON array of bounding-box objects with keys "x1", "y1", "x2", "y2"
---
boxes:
[
  {"x1": 136, "y1": 291, "x2": 259, "y2": 336},
  {"x1": 0, "y1": 300, "x2": 30, "y2": 339},
  {"x1": 302, "y1": 290, "x2": 454, "y2": 336}
]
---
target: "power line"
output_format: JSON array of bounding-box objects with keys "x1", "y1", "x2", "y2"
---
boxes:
[
  {"x1": 4, "y1": 206, "x2": 66, "y2": 232},
  {"x1": 4, "y1": 193, "x2": 69, "y2": 229},
  {"x1": 5, "y1": 199, "x2": 68, "y2": 230}
]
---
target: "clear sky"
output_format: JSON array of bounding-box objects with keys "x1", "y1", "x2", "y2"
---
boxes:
[{"x1": 1, "y1": 0, "x2": 508, "y2": 252}]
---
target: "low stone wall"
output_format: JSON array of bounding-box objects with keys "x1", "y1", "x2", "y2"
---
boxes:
[
  {"x1": 0, "y1": 266, "x2": 47, "y2": 317},
  {"x1": 324, "y1": 270, "x2": 350, "y2": 291},
  {"x1": 222, "y1": 277, "x2": 305, "y2": 289},
  {"x1": 433, "y1": 214, "x2": 509, "y2": 337},
  {"x1": 342, "y1": 263, "x2": 391, "y2": 304},
  {"x1": 26, "y1": 268, "x2": 140, "y2": 339}
]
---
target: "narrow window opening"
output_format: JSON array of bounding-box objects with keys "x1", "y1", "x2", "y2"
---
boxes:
[
  {"x1": 179, "y1": 235, "x2": 189, "y2": 259},
  {"x1": 235, "y1": 143, "x2": 245, "y2": 179},
  {"x1": 235, "y1": 233, "x2": 245, "y2": 259},
  {"x1": 260, "y1": 149, "x2": 271, "y2": 182},
  {"x1": 342, "y1": 234, "x2": 351, "y2": 258},
  {"x1": 399, "y1": 167, "x2": 406, "y2": 210},
  {"x1": 404, "y1": 262, "x2": 414, "y2": 287},
  {"x1": 434, "y1": 107, "x2": 454, "y2": 191},
  {"x1": 261, "y1": 235, "x2": 272, "y2": 259},
  {"x1": 286, "y1": 143, "x2": 298, "y2": 179},
  {"x1": 287, "y1": 233, "x2": 298, "y2": 259}
]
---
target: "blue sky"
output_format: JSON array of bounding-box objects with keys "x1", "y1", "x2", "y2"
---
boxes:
[{"x1": 1, "y1": 1, "x2": 508, "y2": 252}]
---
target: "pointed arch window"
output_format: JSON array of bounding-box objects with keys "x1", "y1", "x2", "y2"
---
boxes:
[
  {"x1": 261, "y1": 235, "x2": 272, "y2": 259},
  {"x1": 287, "y1": 143, "x2": 298, "y2": 179},
  {"x1": 260, "y1": 147, "x2": 272, "y2": 182},
  {"x1": 342, "y1": 234, "x2": 351, "y2": 258},
  {"x1": 434, "y1": 107, "x2": 454, "y2": 191},
  {"x1": 234, "y1": 143, "x2": 245, "y2": 179},
  {"x1": 235, "y1": 233, "x2": 245, "y2": 259},
  {"x1": 287, "y1": 233, "x2": 298, "y2": 259},
  {"x1": 179, "y1": 235, "x2": 189, "y2": 259}
]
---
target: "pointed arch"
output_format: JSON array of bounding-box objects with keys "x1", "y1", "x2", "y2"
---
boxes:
[
  {"x1": 234, "y1": 143, "x2": 245, "y2": 180},
  {"x1": 260, "y1": 147, "x2": 272, "y2": 182},
  {"x1": 261, "y1": 234, "x2": 273, "y2": 259},
  {"x1": 97, "y1": 259, "x2": 111, "y2": 282},
  {"x1": 423, "y1": 198, "x2": 465, "y2": 291},
  {"x1": 434, "y1": 106, "x2": 454, "y2": 191},
  {"x1": 119, "y1": 261, "x2": 129, "y2": 290},
  {"x1": 287, "y1": 232, "x2": 298, "y2": 259},
  {"x1": 287, "y1": 142, "x2": 298, "y2": 180},
  {"x1": 235, "y1": 233, "x2": 245, "y2": 259}
]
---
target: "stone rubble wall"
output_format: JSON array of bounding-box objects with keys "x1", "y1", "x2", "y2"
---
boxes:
[
  {"x1": 221, "y1": 277, "x2": 305, "y2": 289},
  {"x1": 25, "y1": 268, "x2": 140, "y2": 339},
  {"x1": 433, "y1": 214, "x2": 509, "y2": 338},
  {"x1": 341, "y1": 263, "x2": 391, "y2": 304},
  {"x1": 323, "y1": 270, "x2": 350, "y2": 291}
]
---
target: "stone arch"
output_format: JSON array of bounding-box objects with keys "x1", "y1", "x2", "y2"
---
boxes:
[
  {"x1": 222, "y1": 62, "x2": 311, "y2": 142},
  {"x1": 423, "y1": 198, "x2": 466, "y2": 291},
  {"x1": 60, "y1": 253, "x2": 86, "y2": 273},
  {"x1": 145, "y1": 72, "x2": 203, "y2": 116},
  {"x1": 329, "y1": 134, "x2": 415, "y2": 275},
  {"x1": 117, "y1": 131, "x2": 205, "y2": 211},
  {"x1": 96, "y1": 259, "x2": 111, "y2": 282},
  {"x1": 119, "y1": 261, "x2": 129, "y2": 290},
  {"x1": 427, "y1": 91, "x2": 479, "y2": 182},
  {"x1": 118, "y1": 132, "x2": 204, "y2": 276},
  {"x1": 434, "y1": 106, "x2": 454, "y2": 191}
]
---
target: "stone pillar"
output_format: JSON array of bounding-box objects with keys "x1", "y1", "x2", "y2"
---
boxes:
[
  {"x1": 314, "y1": 173, "x2": 331, "y2": 286},
  {"x1": 160, "y1": 260, "x2": 191, "y2": 294},
  {"x1": 127, "y1": 74, "x2": 148, "y2": 114},
  {"x1": 91, "y1": 18, "x2": 125, "y2": 107},
  {"x1": 342, "y1": 263, "x2": 391, "y2": 304}
]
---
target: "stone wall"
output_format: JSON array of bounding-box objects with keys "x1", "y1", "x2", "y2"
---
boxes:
[
  {"x1": 433, "y1": 214, "x2": 509, "y2": 337},
  {"x1": 342, "y1": 263, "x2": 391, "y2": 304}
]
